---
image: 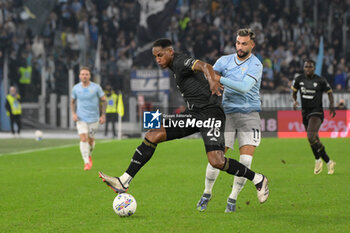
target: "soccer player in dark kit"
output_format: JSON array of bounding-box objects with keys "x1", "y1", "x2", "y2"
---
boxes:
[
  {"x1": 99, "y1": 38, "x2": 269, "y2": 204},
  {"x1": 292, "y1": 59, "x2": 336, "y2": 174}
]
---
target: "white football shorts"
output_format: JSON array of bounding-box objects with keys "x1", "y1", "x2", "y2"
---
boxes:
[
  {"x1": 76, "y1": 121, "x2": 99, "y2": 138},
  {"x1": 224, "y1": 112, "x2": 261, "y2": 149}
]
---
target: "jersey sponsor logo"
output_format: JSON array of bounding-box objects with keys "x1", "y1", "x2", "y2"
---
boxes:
[
  {"x1": 302, "y1": 95, "x2": 314, "y2": 99},
  {"x1": 184, "y1": 58, "x2": 195, "y2": 67},
  {"x1": 143, "y1": 109, "x2": 161, "y2": 129},
  {"x1": 313, "y1": 82, "x2": 318, "y2": 87},
  {"x1": 300, "y1": 87, "x2": 316, "y2": 94}
]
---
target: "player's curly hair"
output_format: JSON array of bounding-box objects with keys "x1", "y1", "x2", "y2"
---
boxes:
[
  {"x1": 304, "y1": 59, "x2": 316, "y2": 66},
  {"x1": 153, "y1": 38, "x2": 173, "y2": 48},
  {"x1": 237, "y1": 28, "x2": 256, "y2": 42}
]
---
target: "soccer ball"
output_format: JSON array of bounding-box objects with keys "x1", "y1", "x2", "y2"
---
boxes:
[
  {"x1": 34, "y1": 130, "x2": 43, "y2": 141},
  {"x1": 112, "y1": 193, "x2": 137, "y2": 217}
]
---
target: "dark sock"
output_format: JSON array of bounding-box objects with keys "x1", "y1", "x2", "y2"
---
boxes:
[
  {"x1": 223, "y1": 158, "x2": 255, "y2": 181},
  {"x1": 319, "y1": 147, "x2": 330, "y2": 163},
  {"x1": 310, "y1": 143, "x2": 321, "y2": 160},
  {"x1": 125, "y1": 138, "x2": 157, "y2": 177},
  {"x1": 311, "y1": 142, "x2": 329, "y2": 162}
]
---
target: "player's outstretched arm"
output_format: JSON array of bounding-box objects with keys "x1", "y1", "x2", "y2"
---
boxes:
[{"x1": 219, "y1": 75, "x2": 256, "y2": 94}]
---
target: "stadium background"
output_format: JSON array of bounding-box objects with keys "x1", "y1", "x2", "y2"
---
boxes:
[
  {"x1": 0, "y1": 0, "x2": 349, "y2": 138},
  {"x1": 1, "y1": 1, "x2": 350, "y2": 233}
]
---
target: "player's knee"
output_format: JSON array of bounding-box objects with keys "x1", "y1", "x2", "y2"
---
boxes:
[
  {"x1": 145, "y1": 129, "x2": 165, "y2": 144},
  {"x1": 209, "y1": 159, "x2": 224, "y2": 169},
  {"x1": 80, "y1": 135, "x2": 88, "y2": 142},
  {"x1": 307, "y1": 131, "x2": 317, "y2": 143},
  {"x1": 208, "y1": 152, "x2": 225, "y2": 169}
]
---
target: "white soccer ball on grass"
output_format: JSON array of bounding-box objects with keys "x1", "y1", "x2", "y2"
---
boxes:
[{"x1": 112, "y1": 193, "x2": 137, "y2": 217}]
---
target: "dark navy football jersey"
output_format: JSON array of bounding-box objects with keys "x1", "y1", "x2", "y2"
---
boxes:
[
  {"x1": 292, "y1": 74, "x2": 332, "y2": 111},
  {"x1": 168, "y1": 53, "x2": 221, "y2": 109}
]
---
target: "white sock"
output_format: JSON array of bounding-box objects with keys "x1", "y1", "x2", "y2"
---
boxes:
[
  {"x1": 89, "y1": 141, "x2": 95, "y2": 156},
  {"x1": 252, "y1": 173, "x2": 263, "y2": 185},
  {"x1": 120, "y1": 173, "x2": 133, "y2": 188},
  {"x1": 229, "y1": 154, "x2": 253, "y2": 200},
  {"x1": 204, "y1": 163, "x2": 220, "y2": 195},
  {"x1": 80, "y1": 141, "x2": 90, "y2": 164}
]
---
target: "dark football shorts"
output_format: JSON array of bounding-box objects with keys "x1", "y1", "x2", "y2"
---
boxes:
[
  {"x1": 302, "y1": 109, "x2": 324, "y2": 130},
  {"x1": 164, "y1": 106, "x2": 225, "y2": 152}
]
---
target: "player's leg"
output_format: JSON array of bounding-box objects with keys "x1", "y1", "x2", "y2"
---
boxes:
[
  {"x1": 226, "y1": 112, "x2": 261, "y2": 212},
  {"x1": 307, "y1": 116, "x2": 336, "y2": 174},
  {"x1": 197, "y1": 147, "x2": 229, "y2": 212},
  {"x1": 207, "y1": 150, "x2": 269, "y2": 204},
  {"x1": 104, "y1": 117, "x2": 109, "y2": 136},
  {"x1": 99, "y1": 126, "x2": 168, "y2": 193},
  {"x1": 111, "y1": 117, "x2": 117, "y2": 137},
  {"x1": 15, "y1": 115, "x2": 21, "y2": 135},
  {"x1": 87, "y1": 122, "x2": 99, "y2": 168},
  {"x1": 80, "y1": 133, "x2": 90, "y2": 170},
  {"x1": 9, "y1": 116, "x2": 15, "y2": 136},
  {"x1": 77, "y1": 121, "x2": 91, "y2": 170},
  {"x1": 225, "y1": 145, "x2": 255, "y2": 213}
]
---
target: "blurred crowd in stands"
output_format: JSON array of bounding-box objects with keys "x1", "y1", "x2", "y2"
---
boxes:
[{"x1": 0, "y1": 0, "x2": 350, "y2": 102}]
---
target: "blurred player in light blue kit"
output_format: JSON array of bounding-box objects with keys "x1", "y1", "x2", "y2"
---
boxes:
[
  {"x1": 197, "y1": 28, "x2": 265, "y2": 212},
  {"x1": 71, "y1": 67, "x2": 106, "y2": 170}
]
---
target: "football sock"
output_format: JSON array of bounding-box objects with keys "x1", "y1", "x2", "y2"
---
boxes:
[
  {"x1": 125, "y1": 138, "x2": 157, "y2": 177},
  {"x1": 252, "y1": 173, "x2": 263, "y2": 185},
  {"x1": 310, "y1": 142, "x2": 321, "y2": 160},
  {"x1": 222, "y1": 158, "x2": 255, "y2": 181},
  {"x1": 80, "y1": 141, "x2": 90, "y2": 164},
  {"x1": 89, "y1": 140, "x2": 95, "y2": 156},
  {"x1": 319, "y1": 147, "x2": 330, "y2": 163},
  {"x1": 119, "y1": 173, "x2": 133, "y2": 188},
  {"x1": 311, "y1": 141, "x2": 329, "y2": 162},
  {"x1": 204, "y1": 163, "x2": 220, "y2": 194},
  {"x1": 229, "y1": 155, "x2": 252, "y2": 200}
]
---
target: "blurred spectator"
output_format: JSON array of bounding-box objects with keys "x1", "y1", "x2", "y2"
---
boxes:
[
  {"x1": 3, "y1": 0, "x2": 350, "y2": 103},
  {"x1": 334, "y1": 68, "x2": 347, "y2": 90},
  {"x1": 5, "y1": 86, "x2": 22, "y2": 137},
  {"x1": 335, "y1": 99, "x2": 347, "y2": 110}
]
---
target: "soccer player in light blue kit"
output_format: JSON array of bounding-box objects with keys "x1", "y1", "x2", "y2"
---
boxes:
[
  {"x1": 197, "y1": 28, "x2": 266, "y2": 212},
  {"x1": 71, "y1": 67, "x2": 106, "y2": 170}
]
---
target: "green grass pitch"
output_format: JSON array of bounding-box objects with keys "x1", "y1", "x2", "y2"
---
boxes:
[{"x1": 1, "y1": 138, "x2": 350, "y2": 233}]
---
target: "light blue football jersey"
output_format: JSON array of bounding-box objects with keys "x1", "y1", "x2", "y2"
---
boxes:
[
  {"x1": 214, "y1": 53, "x2": 263, "y2": 113},
  {"x1": 72, "y1": 82, "x2": 105, "y2": 123}
]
